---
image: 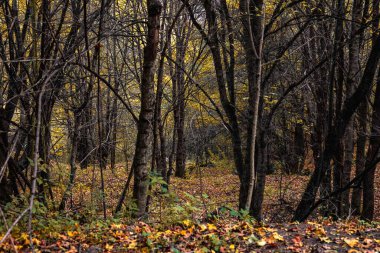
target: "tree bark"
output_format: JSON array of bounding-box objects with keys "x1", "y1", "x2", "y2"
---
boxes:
[
  {"x1": 351, "y1": 100, "x2": 368, "y2": 214},
  {"x1": 330, "y1": 0, "x2": 348, "y2": 218},
  {"x1": 239, "y1": 0, "x2": 264, "y2": 216},
  {"x1": 362, "y1": 65, "x2": 380, "y2": 221},
  {"x1": 131, "y1": 0, "x2": 162, "y2": 218},
  {"x1": 174, "y1": 20, "x2": 189, "y2": 178}
]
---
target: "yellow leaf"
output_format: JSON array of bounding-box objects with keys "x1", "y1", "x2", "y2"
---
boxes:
[
  {"x1": 344, "y1": 238, "x2": 359, "y2": 248},
  {"x1": 32, "y1": 238, "x2": 40, "y2": 246},
  {"x1": 111, "y1": 223, "x2": 122, "y2": 229},
  {"x1": 183, "y1": 219, "x2": 192, "y2": 227},
  {"x1": 272, "y1": 232, "x2": 284, "y2": 241},
  {"x1": 19, "y1": 233, "x2": 30, "y2": 245},
  {"x1": 199, "y1": 224, "x2": 207, "y2": 231},
  {"x1": 128, "y1": 240, "x2": 137, "y2": 249},
  {"x1": 315, "y1": 226, "x2": 326, "y2": 237},
  {"x1": 319, "y1": 237, "x2": 332, "y2": 243},
  {"x1": 207, "y1": 223, "x2": 217, "y2": 231},
  {"x1": 67, "y1": 231, "x2": 77, "y2": 237},
  {"x1": 229, "y1": 244, "x2": 235, "y2": 250},
  {"x1": 257, "y1": 227, "x2": 266, "y2": 237},
  {"x1": 105, "y1": 244, "x2": 113, "y2": 251},
  {"x1": 113, "y1": 230, "x2": 124, "y2": 237},
  {"x1": 180, "y1": 230, "x2": 187, "y2": 236},
  {"x1": 154, "y1": 232, "x2": 163, "y2": 238},
  {"x1": 20, "y1": 233, "x2": 28, "y2": 240}
]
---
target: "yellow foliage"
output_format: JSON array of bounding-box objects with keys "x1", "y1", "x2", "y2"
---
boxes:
[
  {"x1": 183, "y1": 219, "x2": 192, "y2": 227},
  {"x1": 207, "y1": 223, "x2": 217, "y2": 231},
  {"x1": 344, "y1": 238, "x2": 359, "y2": 248}
]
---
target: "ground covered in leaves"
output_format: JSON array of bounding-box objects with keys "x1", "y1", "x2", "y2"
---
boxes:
[
  {"x1": 1, "y1": 165, "x2": 380, "y2": 252},
  {"x1": 1, "y1": 218, "x2": 380, "y2": 252}
]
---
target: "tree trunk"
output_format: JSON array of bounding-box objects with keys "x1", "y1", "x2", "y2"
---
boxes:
[
  {"x1": 131, "y1": 0, "x2": 162, "y2": 218},
  {"x1": 239, "y1": 0, "x2": 264, "y2": 216},
  {"x1": 174, "y1": 26, "x2": 188, "y2": 178},
  {"x1": 351, "y1": 100, "x2": 368, "y2": 214},
  {"x1": 292, "y1": 122, "x2": 305, "y2": 174},
  {"x1": 331, "y1": 0, "x2": 350, "y2": 217},
  {"x1": 362, "y1": 66, "x2": 380, "y2": 221},
  {"x1": 0, "y1": 108, "x2": 18, "y2": 204},
  {"x1": 351, "y1": 0, "x2": 371, "y2": 214}
]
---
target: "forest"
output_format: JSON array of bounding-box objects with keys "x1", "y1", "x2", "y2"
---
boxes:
[{"x1": 1, "y1": 0, "x2": 380, "y2": 251}]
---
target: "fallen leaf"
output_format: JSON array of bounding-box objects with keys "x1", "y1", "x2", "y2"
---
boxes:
[
  {"x1": 199, "y1": 224, "x2": 207, "y2": 231},
  {"x1": 207, "y1": 223, "x2": 217, "y2": 231},
  {"x1": 292, "y1": 236, "x2": 303, "y2": 247},
  {"x1": 272, "y1": 232, "x2": 284, "y2": 241},
  {"x1": 344, "y1": 238, "x2": 359, "y2": 248},
  {"x1": 183, "y1": 220, "x2": 192, "y2": 227},
  {"x1": 105, "y1": 244, "x2": 113, "y2": 251},
  {"x1": 319, "y1": 236, "x2": 332, "y2": 243},
  {"x1": 128, "y1": 240, "x2": 137, "y2": 249}
]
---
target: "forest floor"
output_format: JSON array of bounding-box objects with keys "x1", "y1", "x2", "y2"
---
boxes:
[{"x1": 1, "y1": 164, "x2": 380, "y2": 252}]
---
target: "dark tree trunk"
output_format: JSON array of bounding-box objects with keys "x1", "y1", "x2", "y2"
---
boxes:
[
  {"x1": 159, "y1": 123, "x2": 168, "y2": 184},
  {"x1": 109, "y1": 91, "x2": 119, "y2": 172},
  {"x1": 36, "y1": 94, "x2": 55, "y2": 204},
  {"x1": 330, "y1": 0, "x2": 349, "y2": 217},
  {"x1": 152, "y1": 0, "x2": 169, "y2": 184},
  {"x1": 76, "y1": 104, "x2": 93, "y2": 169},
  {"x1": 173, "y1": 17, "x2": 190, "y2": 178},
  {"x1": 339, "y1": 0, "x2": 365, "y2": 217},
  {"x1": 168, "y1": 32, "x2": 178, "y2": 179},
  {"x1": 351, "y1": 100, "x2": 368, "y2": 214},
  {"x1": 250, "y1": 129, "x2": 266, "y2": 219},
  {"x1": 0, "y1": 108, "x2": 18, "y2": 204},
  {"x1": 168, "y1": 126, "x2": 176, "y2": 185},
  {"x1": 362, "y1": 66, "x2": 380, "y2": 221},
  {"x1": 239, "y1": 0, "x2": 265, "y2": 216},
  {"x1": 0, "y1": 0, "x2": 29, "y2": 204},
  {"x1": 351, "y1": 0, "x2": 372, "y2": 214},
  {"x1": 131, "y1": 0, "x2": 162, "y2": 218},
  {"x1": 174, "y1": 34, "x2": 187, "y2": 178},
  {"x1": 294, "y1": 122, "x2": 306, "y2": 174}
]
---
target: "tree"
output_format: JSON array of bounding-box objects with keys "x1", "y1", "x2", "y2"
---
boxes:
[
  {"x1": 131, "y1": 0, "x2": 162, "y2": 218},
  {"x1": 239, "y1": 0, "x2": 265, "y2": 217},
  {"x1": 362, "y1": 65, "x2": 380, "y2": 220},
  {"x1": 293, "y1": 33, "x2": 380, "y2": 222}
]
